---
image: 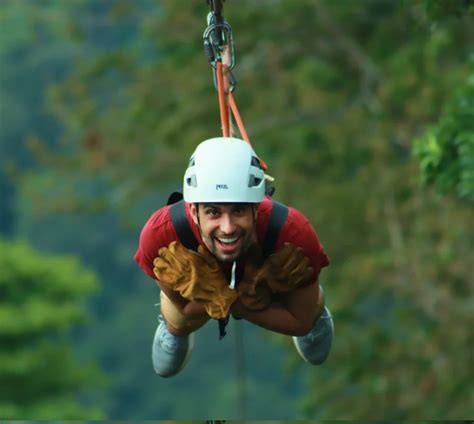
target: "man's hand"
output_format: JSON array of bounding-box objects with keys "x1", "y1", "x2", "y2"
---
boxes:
[
  {"x1": 237, "y1": 246, "x2": 272, "y2": 310},
  {"x1": 153, "y1": 241, "x2": 237, "y2": 319},
  {"x1": 230, "y1": 297, "x2": 247, "y2": 319},
  {"x1": 256, "y1": 243, "x2": 314, "y2": 293}
]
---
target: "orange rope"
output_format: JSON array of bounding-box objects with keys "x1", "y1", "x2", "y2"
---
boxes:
[
  {"x1": 228, "y1": 92, "x2": 249, "y2": 142},
  {"x1": 228, "y1": 91, "x2": 268, "y2": 171},
  {"x1": 216, "y1": 59, "x2": 268, "y2": 172},
  {"x1": 216, "y1": 61, "x2": 230, "y2": 137}
]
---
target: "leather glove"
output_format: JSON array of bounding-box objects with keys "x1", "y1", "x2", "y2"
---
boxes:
[
  {"x1": 153, "y1": 241, "x2": 237, "y2": 319},
  {"x1": 237, "y1": 245, "x2": 272, "y2": 311},
  {"x1": 256, "y1": 242, "x2": 314, "y2": 293}
]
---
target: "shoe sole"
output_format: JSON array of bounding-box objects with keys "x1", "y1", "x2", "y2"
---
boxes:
[
  {"x1": 168, "y1": 332, "x2": 194, "y2": 378},
  {"x1": 293, "y1": 308, "x2": 334, "y2": 364},
  {"x1": 153, "y1": 329, "x2": 195, "y2": 378}
]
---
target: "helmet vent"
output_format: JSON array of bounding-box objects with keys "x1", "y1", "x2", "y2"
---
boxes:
[
  {"x1": 248, "y1": 174, "x2": 262, "y2": 187},
  {"x1": 186, "y1": 175, "x2": 197, "y2": 187},
  {"x1": 251, "y1": 156, "x2": 262, "y2": 169}
]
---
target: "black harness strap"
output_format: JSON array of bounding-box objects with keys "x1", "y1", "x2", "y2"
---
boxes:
[
  {"x1": 169, "y1": 200, "x2": 199, "y2": 252},
  {"x1": 169, "y1": 200, "x2": 230, "y2": 338},
  {"x1": 218, "y1": 315, "x2": 230, "y2": 340},
  {"x1": 262, "y1": 200, "x2": 289, "y2": 258}
]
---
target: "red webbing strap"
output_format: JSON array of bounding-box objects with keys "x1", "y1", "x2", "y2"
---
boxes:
[
  {"x1": 216, "y1": 61, "x2": 230, "y2": 137},
  {"x1": 228, "y1": 91, "x2": 249, "y2": 142},
  {"x1": 216, "y1": 61, "x2": 268, "y2": 171}
]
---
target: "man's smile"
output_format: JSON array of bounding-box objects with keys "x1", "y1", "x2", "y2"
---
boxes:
[{"x1": 213, "y1": 234, "x2": 242, "y2": 254}]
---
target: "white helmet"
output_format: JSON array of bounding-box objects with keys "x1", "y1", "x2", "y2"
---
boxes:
[{"x1": 183, "y1": 137, "x2": 266, "y2": 203}]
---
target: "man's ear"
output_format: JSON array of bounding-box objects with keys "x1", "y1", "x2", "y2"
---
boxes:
[{"x1": 190, "y1": 203, "x2": 199, "y2": 225}]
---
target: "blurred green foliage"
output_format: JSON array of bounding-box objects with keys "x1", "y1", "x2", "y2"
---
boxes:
[
  {"x1": 414, "y1": 69, "x2": 474, "y2": 200},
  {"x1": 0, "y1": 0, "x2": 473, "y2": 420},
  {"x1": 0, "y1": 238, "x2": 105, "y2": 419}
]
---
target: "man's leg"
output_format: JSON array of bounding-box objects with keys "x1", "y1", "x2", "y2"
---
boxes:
[
  {"x1": 293, "y1": 300, "x2": 334, "y2": 365},
  {"x1": 152, "y1": 291, "x2": 210, "y2": 378}
]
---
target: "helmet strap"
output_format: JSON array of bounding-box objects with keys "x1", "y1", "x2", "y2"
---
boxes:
[{"x1": 194, "y1": 203, "x2": 202, "y2": 228}]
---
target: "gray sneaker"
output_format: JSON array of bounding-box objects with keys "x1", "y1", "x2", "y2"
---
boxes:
[
  {"x1": 152, "y1": 315, "x2": 194, "y2": 378},
  {"x1": 293, "y1": 306, "x2": 333, "y2": 365}
]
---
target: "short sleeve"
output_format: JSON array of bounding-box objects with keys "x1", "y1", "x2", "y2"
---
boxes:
[
  {"x1": 133, "y1": 206, "x2": 178, "y2": 279},
  {"x1": 274, "y1": 206, "x2": 330, "y2": 282}
]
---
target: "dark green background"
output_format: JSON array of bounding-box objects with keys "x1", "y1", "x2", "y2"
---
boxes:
[{"x1": 0, "y1": 0, "x2": 472, "y2": 420}]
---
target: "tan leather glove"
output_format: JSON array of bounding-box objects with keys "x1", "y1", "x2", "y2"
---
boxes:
[
  {"x1": 236, "y1": 246, "x2": 273, "y2": 311},
  {"x1": 153, "y1": 241, "x2": 237, "y2": 319},
  {"x1": 255, "y1": 242, "x2": 314, "y2": 293}
]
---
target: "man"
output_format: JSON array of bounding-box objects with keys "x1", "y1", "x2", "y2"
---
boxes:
[{"x1": 134, "y1": 137, "x2": 333, "y2": 377}]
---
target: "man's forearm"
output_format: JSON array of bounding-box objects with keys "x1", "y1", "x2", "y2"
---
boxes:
[
  {"x1": 180, "y1": 300, "x2": 208, "y2": 317},
  {"x1": 231, "y1": 302, "x2": 312, "y2": 336},
  {"x1": 231, "y1": 283, "x2": 325, "y2": 336},
  {"x1": 157, "y1": 282, "x2": 208, "y2": 318}
]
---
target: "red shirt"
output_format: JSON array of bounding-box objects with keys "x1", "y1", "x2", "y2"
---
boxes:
[{"x1": 134, "y1": 196, "x2": 329, "y2": 282}]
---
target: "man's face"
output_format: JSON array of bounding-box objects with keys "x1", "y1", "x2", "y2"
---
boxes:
[{"x1": 190, "y1": 203, "x2": 257, "y2": 262}]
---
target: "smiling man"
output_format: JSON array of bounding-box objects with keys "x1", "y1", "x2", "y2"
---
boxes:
[
  {"x1": 134, "y1": 137, "x2": 333, "y2": 377},
  {"x1": 191, "y1": 202, "x2": 257, "y2": 261}
]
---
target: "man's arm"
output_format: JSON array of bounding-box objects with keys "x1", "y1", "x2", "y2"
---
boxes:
[
  {"x1": 156, "y1": 281, "x2": 208, "y2": 317},
  {"x1": 231, "y1": 282, "x2": 324, "y2": 336}
]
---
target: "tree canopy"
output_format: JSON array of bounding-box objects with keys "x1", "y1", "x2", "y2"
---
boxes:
[{"x1": 0, "y1": 238, "x2": 104, "y2": 419}]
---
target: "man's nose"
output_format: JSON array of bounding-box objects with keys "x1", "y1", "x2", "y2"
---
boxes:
[{"x1": 219, "y1": 214, "x2": 237, "y2": 234}]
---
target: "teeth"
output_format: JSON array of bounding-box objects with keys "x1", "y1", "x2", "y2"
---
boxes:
[{"x1": 217, "y1": 236, "x2": 239, "y2": 244}]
